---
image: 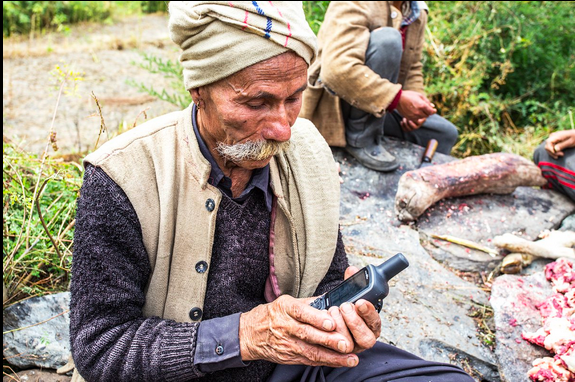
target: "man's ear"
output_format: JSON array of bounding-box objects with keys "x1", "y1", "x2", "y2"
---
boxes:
[{"x1": 190, "y1": 88, "x2": 201, "y2": 108}]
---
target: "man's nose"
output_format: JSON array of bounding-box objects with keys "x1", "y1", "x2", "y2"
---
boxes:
[{"x1": 262, "y1": 105, "x2": 292, "y2": 142}]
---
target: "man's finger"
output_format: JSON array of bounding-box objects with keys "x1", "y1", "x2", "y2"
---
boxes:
[
  {"x1": 328, "y1": 306, "x2": 354, "y2": 353},
  {"x1": 355, "y1": 299, "x2": 381, "y2": 337},
  {"x1": 292, "y1": 304, "x2": 335, "y2": 331},
  {"x1": 281, "y1": 339, "x2": 359, "y2": 367},
  {"x1": 344, "y1": 266, "x2": 360, "y2": 280},
  {"x1": 407, "y1": 120, "x2": 419, "y2": 131},
  {"x1": 340, "y1": 303, "x2": 377, "y2": 351}
]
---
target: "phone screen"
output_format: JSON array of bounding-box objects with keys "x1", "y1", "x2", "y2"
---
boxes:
[{"x1": 326, "y1": 268, "x2": 369, "y2": 307}]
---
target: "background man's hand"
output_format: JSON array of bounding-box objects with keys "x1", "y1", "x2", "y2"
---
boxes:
[
  {"x1": 544, "y1": 130, "x2": 575, "y2": 159},
  {"x1": 400, "y1": 117, "x2": 427, "y2": 132},
  {"x1": 395, "y1": 90, "x2": 436, "y2": 123},
  {"x1": 239, "y1": 295, "x2": 359, "y2": 368}
]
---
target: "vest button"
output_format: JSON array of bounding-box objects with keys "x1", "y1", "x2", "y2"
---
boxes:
[
  {"x1": 205, "y1": 198, "x2": 215, "y2": 212},
  {"x1": 215, "y1": 344, "x2": 224, "y2": 355},
  {"x1": 189, "y1": 307, "x2": 203, "y2": 321},
  {"x1": 195, "y1": 261, "x2": 208, "y2": 274},
  {"x1": 391, "y1": 11, "x2": 398, "y2": 19}
]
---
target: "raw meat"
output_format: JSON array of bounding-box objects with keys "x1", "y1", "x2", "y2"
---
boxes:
[{"x1": 523, "y1": 258, "x2": 575, "y2": 381}]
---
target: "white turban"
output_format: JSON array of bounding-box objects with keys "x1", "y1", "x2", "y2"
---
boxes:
[{"x1": 168, "y1": 1, "x2": 318, "y2": 90}]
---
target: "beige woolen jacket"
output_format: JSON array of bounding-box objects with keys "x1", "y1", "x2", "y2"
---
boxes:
[
  {"x1": 83, "y1": 104, "x2": 341, "y2": 323},
  {"x1": 299, "y1": 1, "x2": 428, "y2": 147}
]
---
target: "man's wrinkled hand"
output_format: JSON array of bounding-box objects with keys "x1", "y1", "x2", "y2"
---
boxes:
[
  {"x1": 395, "y1": 90, "x2": 436, "y2": 122},
  {"x1": 239, "y1": 295, "x2": 359, "y2": 368},
  {"x1": 545, "y1": 130, "x2": 575, "y2": 159}
]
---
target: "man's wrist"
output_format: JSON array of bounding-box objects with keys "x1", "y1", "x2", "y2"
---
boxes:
[
  {"x1": 194, "y1": 313, "x2": 248, "y2": 372},
  {"x1": 387, "y1": 89, "x2": 403, "y2": 112}
]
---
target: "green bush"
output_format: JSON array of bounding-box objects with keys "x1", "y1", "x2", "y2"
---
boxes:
[
  {"x1": 423, "y1": 1, "x2": 574, "y2": 157},
  {"x1": 304, "y1": 1, "x2": 330, "y2": 35},
  {"x1": 3, "y1": 1, "x2": 112, "y2": 36},
  {"x1": 2, "y1": 1, "x2": 167, "y2": 37},
  {"x1": 3, "y1": 141, "x2": 82, "y2": 304},
  {"x1": 129, "y1": 53, "x2": 192, "y2": 110}
]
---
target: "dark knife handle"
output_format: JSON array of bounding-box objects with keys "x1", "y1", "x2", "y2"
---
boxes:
[{"x1": 422, "y1": 139, "x2": 438, "y2": 164}]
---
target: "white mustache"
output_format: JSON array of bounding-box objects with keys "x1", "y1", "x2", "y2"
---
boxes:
[{"x1": 215, "y1": 139, "x2": 290, "y2": 163}]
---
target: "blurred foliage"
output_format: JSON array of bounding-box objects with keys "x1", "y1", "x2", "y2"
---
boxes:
[
  {"x1": 3, "y1": 141, "x2": 82, "y2": 304},
  {"x1": 129, "y1": 53, "x2": 192, "y2": 110},
  {"x1": 304, "y1": 1, "x2": 330, "y2": 34},
  {"x1": 2, "y1": 1, "x2": 167, "y2": 37},
  {"x1": 422, "y1": 1, "x2": 574, "y2": 157}
]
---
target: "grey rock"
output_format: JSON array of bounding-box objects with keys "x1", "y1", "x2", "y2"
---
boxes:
[
  {"x1": 2, "y1": 369, "x2": 71, "y2": 382},
  {"x1": 560, "y1": 214, "x2": 575, "y2": 231},
  {"x1": 418, "y1": 188, "x2": 575, "y2": 272},
  {"x1": 336, "y1": 142, "x2": 498, "y2": 380},
  {"x1": 3, "y1": 292, "x2": 71, "y2": 370},
  {"x1": 337, "y1": 139, "x2": 575, "y2": 272},
  {"x1": 336, "y1": 140, "x2": 574, "y2": 381},
  {"x1": 346, "y1": 232, "x2": 499, "y2": 381},
  {"x1": 490, "y1": 273, "x2": 554, "y2": 382}
]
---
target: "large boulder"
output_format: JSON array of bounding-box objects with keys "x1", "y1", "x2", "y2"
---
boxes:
[{"x1": 336, "y1": 139, "x2": 574, "y2": 381}]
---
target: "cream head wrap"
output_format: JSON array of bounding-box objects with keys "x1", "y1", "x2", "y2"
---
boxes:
[{"x1": 169, "y1": 1, "x2": 318, "y2": 90}]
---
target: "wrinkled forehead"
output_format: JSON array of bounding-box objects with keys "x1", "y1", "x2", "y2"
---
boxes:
[{"x1": 209, "y1": 52, "x2": 308, "y2": 95}]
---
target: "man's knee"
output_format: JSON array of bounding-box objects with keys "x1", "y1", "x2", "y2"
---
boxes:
[
  {"x1": 443, "y1": 120, "x2": 459, "y2": 150},
  {"x1": 366, "y1": 27, "x2": 402, "y2": 71},
  {"x1": 422, "y1": 114, "x2": 459, "y2": 154}
]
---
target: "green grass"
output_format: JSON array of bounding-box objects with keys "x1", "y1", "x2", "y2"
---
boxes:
[{"x1": 3, "y1": 141, "x2": 81, "y2": 305}]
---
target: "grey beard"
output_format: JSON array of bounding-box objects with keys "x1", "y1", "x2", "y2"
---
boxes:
[{"x1": 215, "y1": 139, "x2": 291, "y2": 163}]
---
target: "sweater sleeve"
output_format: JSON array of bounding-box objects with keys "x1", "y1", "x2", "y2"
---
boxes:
[{"x1": 70, "y1": 165, "x2": 205, "y2": 381}]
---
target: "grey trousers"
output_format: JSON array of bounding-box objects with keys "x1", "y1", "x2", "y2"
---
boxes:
[
  {"x1": 342, "y1": 27, "x2": 458, "y2": 154},
  {"x1": 533, "y1": 143, "x2": 575, "y2": 202},
  {"x1": 267, "y1": 342, "x2": 475, "y2": 382}
]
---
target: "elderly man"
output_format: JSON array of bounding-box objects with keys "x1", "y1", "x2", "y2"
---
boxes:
[
  {"x1": 69, "y1": 2, "x2": 473, "y2": 381},
  {"x1": 300, "y1": 1, "x2": 459, "y2": 172}
]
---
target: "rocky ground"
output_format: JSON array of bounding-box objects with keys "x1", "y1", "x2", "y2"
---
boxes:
[
  {"x1": 3, "y1": 13, "x2": 575, "y2": 382},
  {"x1": 3, "y1": 13, "x2": 180, "y2": 157}
]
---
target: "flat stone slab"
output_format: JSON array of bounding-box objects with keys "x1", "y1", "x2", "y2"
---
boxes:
[
  {"x1": 346, "y1": 229, "x2": 499, "y2": 381},
  {"x1": 490, "y1": 273, "x2": 554, "y2": 382},
  {"x1": 336, "y1": 139, "x2": 574, "y2": 381},
  {"x1": 335, "y1": 140, "x2": 575, "y2": 274},
  {"x1": 3, "y1": 292, "x2": 71, "y2": 369},
  {"x1": 418, "y1": 188, "x2": 574, "y2": 272}
]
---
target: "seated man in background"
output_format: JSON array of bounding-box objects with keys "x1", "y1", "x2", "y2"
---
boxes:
[
  {"x1": 300, "y1": 1, "x2": 458, "y2": 172},
  {"x1": 69, "y1": 2, "x2": 474, "y2": 381},
  {"x1": 533, "y1": 129, "x2": 575, "y2": 201}
]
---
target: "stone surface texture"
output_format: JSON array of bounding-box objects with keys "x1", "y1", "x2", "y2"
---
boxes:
[{"x1": 3, "y1": 293, "x2": 70, "y2": 370}]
